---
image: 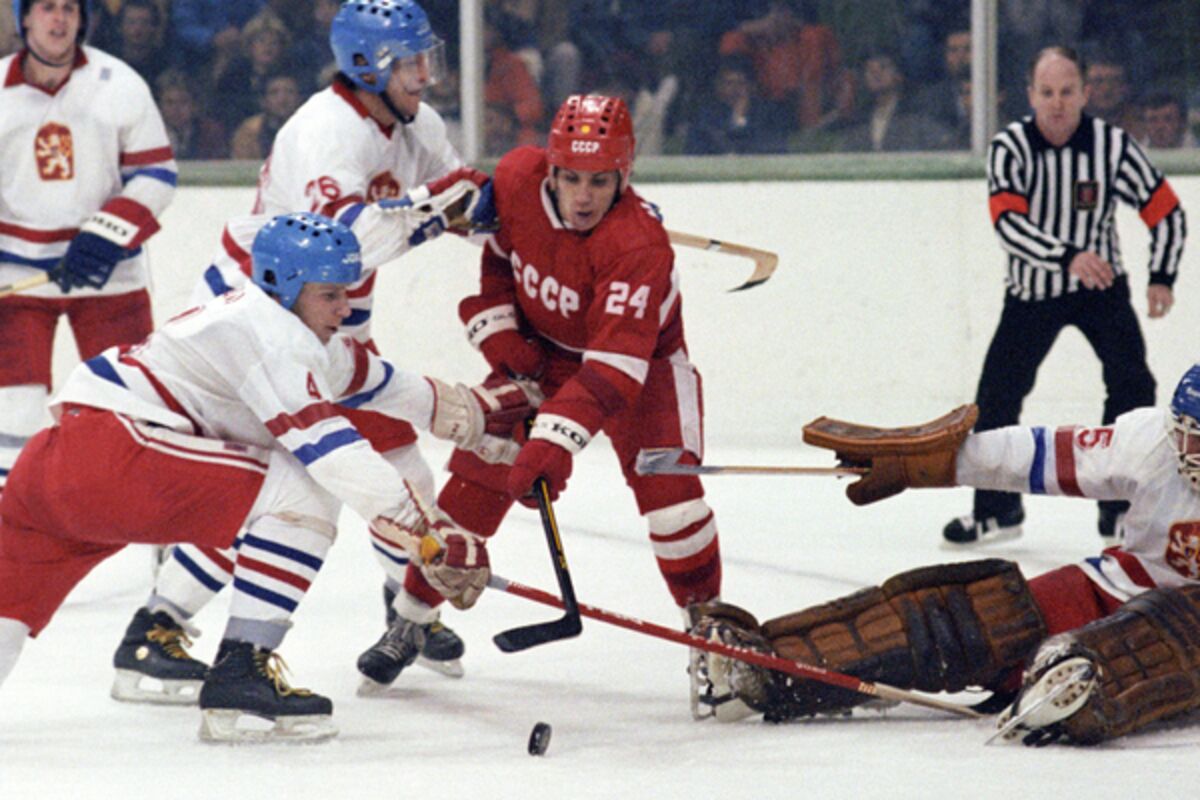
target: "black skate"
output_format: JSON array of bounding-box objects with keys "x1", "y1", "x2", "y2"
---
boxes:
[
  {"x1": 356, "y1": 617, "x2": 426, "y2": 692},
  {"x1": 382, "y1": 585, "x2": 465, "y2": 678},
  {"x1": 111, "y1": 607, "x2": 208, "y2": 705},
  {"x1": 198, "y1": 640, "x2": 335, "y2": 743}
]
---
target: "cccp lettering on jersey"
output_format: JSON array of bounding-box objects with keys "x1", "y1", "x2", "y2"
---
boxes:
[{"x1": 511, "y1": 251, "x2": 581, "y2": 318}]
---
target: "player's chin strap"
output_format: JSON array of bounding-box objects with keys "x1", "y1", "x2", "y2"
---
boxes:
[{"x1": 380, "y1": 91, "x2": 415, "y2": 125}]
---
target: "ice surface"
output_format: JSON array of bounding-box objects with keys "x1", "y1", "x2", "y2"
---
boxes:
[{"x1": 4, "y1": 437, "x2": 1199, "y2": 799}]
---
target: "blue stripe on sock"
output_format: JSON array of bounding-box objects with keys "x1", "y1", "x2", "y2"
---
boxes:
[
  {"x1": 173, "y1": 547, "x2": 226, "y2": 592},
  {"x1": 241, "y1": 532, "x2": 324, "y2": 571},
  {"x1": 371, "y1": 541, "x2": 411, "y2": 567},
  {"x1": 232, "y1": 576, "x2": 298, "y2": 612}
]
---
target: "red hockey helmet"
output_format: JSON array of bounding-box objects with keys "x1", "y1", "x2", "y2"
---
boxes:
[{"x1": 547, "y1": 94, "x2": 635, "y2": 190}]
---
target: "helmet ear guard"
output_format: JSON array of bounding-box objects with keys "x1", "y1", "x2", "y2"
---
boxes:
[
  {"x1": 251, "y1": 213, "x2": 362, "y2": 310},
  {"x1": 546, "y1": 94, "x2": 636, "y2": 190}
]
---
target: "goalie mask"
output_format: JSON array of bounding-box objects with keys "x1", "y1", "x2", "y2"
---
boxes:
[
  {"x1": 1168, "y1": 364, "x2": 1200, "y2": 491},
  {"x1": 251, "y1": 213, "x2": 361, "y2": 310},
  {"x1": 330, "y1": 0, "x2": 446, "y2": 95}
]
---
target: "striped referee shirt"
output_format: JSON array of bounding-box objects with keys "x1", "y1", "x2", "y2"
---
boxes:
[{"x1": 987, "y1": 114, "x2": 1186, "y2": 301}]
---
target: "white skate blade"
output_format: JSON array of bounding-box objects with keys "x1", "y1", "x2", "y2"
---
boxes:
[
  {"x1": 416, "y1": 654, "x2": 464, "y2": 678},
  {"x1": 111, "y1": 669, "x2": 202, "y2": 706},
  {"x1": 199, "y1": 708, "x2": 338, "y2": 744},
  {"x1": 988, "y1": 657, "x2": 1096, "y2": 745}
]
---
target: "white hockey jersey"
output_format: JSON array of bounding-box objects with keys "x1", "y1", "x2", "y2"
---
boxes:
[
  {"x1": 238, "y1": 81, "x2": 461, "y2": 340},
  {"x1": 51, "y1": 284, "x2": 436, "y2": 523},
  {"x1": 958, "y1": 406, "x2": 1200, "y2": 601},
  {"x1": 0, "y1": 47, "x2": 177, "y2": 298}
]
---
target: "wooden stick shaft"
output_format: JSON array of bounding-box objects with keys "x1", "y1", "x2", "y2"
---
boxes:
[
  {"x1": 677, "y1": 464, "x2": 865, "y2": 476},
  {"x1": 667, "y1": 229, "x2": 772, "y2": 261},
  {"x1": 0, "y1": 273, "x2": 50, "y2": 298},
  {"x1": 489, "y1": 574, "x2": 981, "y2": 719}
]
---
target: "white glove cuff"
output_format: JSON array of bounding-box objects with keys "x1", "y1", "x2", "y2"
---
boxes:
[
  {"x1": 81, "y1": 211, "x2": 137, "y2": 247},
  {"x1": 464, "y1": 304, "x2": 518, "y2": 349},
  {"x1": 529, "y1": 414, "x2": 591, "y2": 455}
]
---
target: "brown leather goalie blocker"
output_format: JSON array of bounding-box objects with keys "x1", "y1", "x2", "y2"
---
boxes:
[{"x1": 802, "y1": 404, "x2": 979, "y2": 505}]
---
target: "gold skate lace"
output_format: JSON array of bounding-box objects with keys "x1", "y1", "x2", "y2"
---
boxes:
[
  {"x1": 146, "y1": 626, "x2": 195, "y2": 660},
  {"x1": 254, "y1": 651, "x2": 314, "y2": 697}
]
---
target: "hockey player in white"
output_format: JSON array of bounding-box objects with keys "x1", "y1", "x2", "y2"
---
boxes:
[
  {"x1": 110, "y1": 0, "x2": 496, "y2": 696},
  {"x1": 0, "y1": 0, "x2": 176, "y2": 493},
  {"x1": 0, "y1": 212, "x2": 535, "y2": 742}
]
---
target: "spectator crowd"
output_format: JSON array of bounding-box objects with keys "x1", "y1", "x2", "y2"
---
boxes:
[{"x1": 2, "y1": 0, "x2": 1198, "y2": 159}]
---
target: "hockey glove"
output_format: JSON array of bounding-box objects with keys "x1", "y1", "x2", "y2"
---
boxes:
[
  {"x1": 506, "y1": 414, "x2": 591, "y2": 502},
  {"x1": 429, "y1": 375, "x2": 542, "y2": 448},
  {"x1": 378, "y1": 166, "x2": 497, "y2": 247},
  {"x1": 371, "y1": 483, "x2": 490, "y2": 610},
  {"x1": 458, "y1": 294, "x2": 546, "y2": 379},
  {"x1": 55, "y1": 231, "x2": 128, "y2": 291},
  {"x1": 802, "y1": 404, "x2": 978, "y2": 505}
]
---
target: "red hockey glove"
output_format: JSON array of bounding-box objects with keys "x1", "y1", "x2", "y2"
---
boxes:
[
  {"x1": 505, "y1": 414, "x2": 592, "y2": 502},
  {"x1": 459, "y1": 294, "x2": 546, "y2": 379}
]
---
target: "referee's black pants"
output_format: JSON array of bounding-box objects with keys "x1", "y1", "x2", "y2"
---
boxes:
[{"x1": 971, "y1": 276, "x2": 1155, "y2": 521}]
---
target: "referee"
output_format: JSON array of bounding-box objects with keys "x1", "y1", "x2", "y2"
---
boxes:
[{"x1": 945, "y1": 46, "x2": 1187, "y2": 545}]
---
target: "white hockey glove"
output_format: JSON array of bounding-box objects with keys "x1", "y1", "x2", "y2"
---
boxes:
[
  {"x1": 371, "y1": 482, "x2": 490, "y2": 610},
  {"x1": 378, "y1": 167, "x2": 497, "y2": 248},
  {"x1": 428, "y1": 375, "x2": 542, "y2": 462}
]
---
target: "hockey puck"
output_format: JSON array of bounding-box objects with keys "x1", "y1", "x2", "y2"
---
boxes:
[{"x1": 528, "y1": 722, "x2": 552, "y2": 755}]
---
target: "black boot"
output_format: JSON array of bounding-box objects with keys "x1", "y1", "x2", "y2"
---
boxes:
[
  {"x1": 199, "y1": 639, "x2": 335, "y2": 742},
  {"x1": 111, "y1": 607, "x2": 207, "y2": 705},
  {"x1": 357, "y1": 617, "x2": 426, "y2": 688}
]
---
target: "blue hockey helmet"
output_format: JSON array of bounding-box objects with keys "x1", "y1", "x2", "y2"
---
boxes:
[
  {"x1": 13, "y1": 0, "x2": 90, "y2": 42},
  {"x1": 330, "y1": 0, "x2": 445, "y2": 94},
  {"x1": 1169, "y1": 364, "x2": 1200, "y2": 490},
  {"x1": 251, "y1": 213, "x2": 362, "y2": 310}
]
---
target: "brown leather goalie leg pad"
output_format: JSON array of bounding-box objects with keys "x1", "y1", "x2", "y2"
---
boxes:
[
  {"x1": 1029, "y1": 584, "x2": 1200, "y2": 745},
  {"x1": 758, "y1": 559, "x2": 1046, "y2": 717}
]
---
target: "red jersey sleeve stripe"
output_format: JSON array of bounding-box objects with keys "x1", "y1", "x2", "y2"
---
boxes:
[
  {"x1": 1139, "y1": 180, "x2": 1180, "y2": 228},
  {"x1": 346, "y1": 270, "x2": 376, "y2": 299},
  {"x1": 120, "y1": 146, "x2": 175, "y2": 166},
  {"x1": 342, "y1": 341, "x2": 372, "y2": 396},
  {"x1": 989, "y1": 191, "x2": 1030, "y2": 225},
  {"x1": 265, "y1": 402, "x2": 340, "y2": 436},
  {"x1": 1054, "y1": 426, "x2": 1084, "y2": 496},
  {"x1": 0, "y1": 220, "x2": 77, "y2": 243},
  {"x1": 222, "y1": 226, "x2": 254, "y2": 277}
]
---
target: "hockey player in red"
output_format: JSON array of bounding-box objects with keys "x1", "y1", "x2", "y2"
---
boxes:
[{"x1": 357, "y1": 94, "x2": 726, "y2": 688}]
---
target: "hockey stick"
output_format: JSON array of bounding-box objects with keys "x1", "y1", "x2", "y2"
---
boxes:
[
  {"x1": 487, "y1": 572, "x2": 982, "y2": 719},
  {"x1": 0, "y1": 273, "x2": 50, "y2": 298},
  {"x1": 635, "y1": 447, "x2": 867, "y2": 478},
  {"x1": 666, "y1": 229, "x2": 779, "y2": 292},
  {"x1": 492, "y1": 477, "x2": 583, "y2": 652}
]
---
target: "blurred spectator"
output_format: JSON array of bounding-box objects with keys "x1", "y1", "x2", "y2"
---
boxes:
[
  {"x1": 684, "y1": 56, "x2": 790, "y2": 155},
  {"x1": 88, "y1": 0, "x2": 170, "y2": 52},
  {"x1": 212, "y1": 10, "x2": 295, "y2": 134},
  {"x1": 718, "y1": 0, "x2": 852, "y2": 131},
  {"x1": 156, "y1": 69, "x2": 228, "y2": 159},
  {"x1": 589, "y1": 70, "x2": 678, "y2": 156},
  {"x1": 171, "y1": 1, "x2": 267, "y2": 75},
  {"x1": 1085, "y1": 57, "x2": 1142, "y2": 139},
  {"x1": 897, "y1": 0, "x2": 968, "y2": 83},
  {"x1": 913, "y1": 28, "x2": 972, "y2": 132},
  {"x1": 230, "y1": 73, "x2": 304, "y2": 159},
  {"x1": 484, "y1": 13, "x2": 544, "y2": 147},
  {"x1": 0, "y1": 2, "x2": 19, "y2": 57},
  {"x1": 488, "y1": 0, "x2": 542, "y2": 84},
  {"x1": 838, "y1": 50, "x2": 954, "y2": 152},
  {"x1": 110, "y1": 0, "x2": 174, "y2": 88},
  {"x1": 483, "y1": 102, "x2": 519, "y2": 157},
  {"x1": 1141, "y1": 92, "x2": 1196, "y2": 149},
  {"x1": 291, "y1": 0, "x2": 339, "y2": 89}
]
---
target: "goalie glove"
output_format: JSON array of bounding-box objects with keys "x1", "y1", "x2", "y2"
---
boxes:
[
  {"x1": 377, "y1": 166, "x2": 497, "y2": 247},
  {"x1": 802, "y1": 404, "x2": 979, "y2": 505},
  {"x1": 371, "y1": 482, "x2": 490, "y2": 610}
]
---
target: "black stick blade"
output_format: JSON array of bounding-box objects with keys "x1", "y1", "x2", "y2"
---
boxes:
[{"x1": 493, "y1": 613, "x2": 583, "y2": 653}]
